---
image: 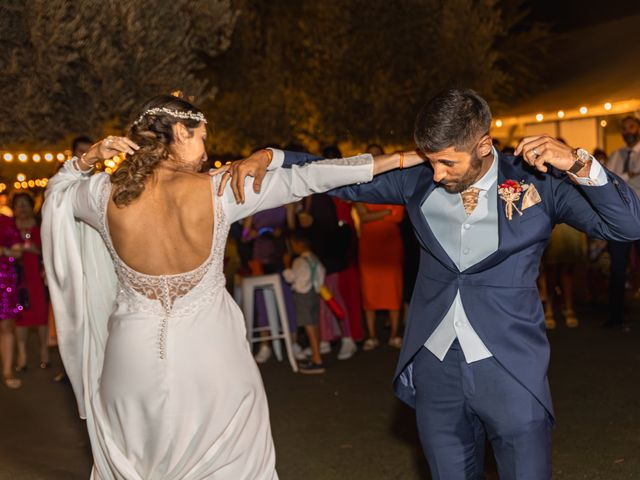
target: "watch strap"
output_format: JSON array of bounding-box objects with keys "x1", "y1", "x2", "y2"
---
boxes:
[{"x1": 568, "y1": 148, "x2": 588, "y2": 174}]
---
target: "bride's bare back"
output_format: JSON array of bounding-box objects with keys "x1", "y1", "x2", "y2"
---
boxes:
[{"x1": 106, "y1": 169, "x2": 215, "y2": 276}]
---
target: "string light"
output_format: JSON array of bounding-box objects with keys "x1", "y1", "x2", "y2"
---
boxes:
[
  {"x1": 5, "y1": 100, "x2": 623, "y2": 190},
  {"x1": 9, "y1": 176, "x2": 50, "y2": 191},
  {"x1": 0, "y1": 152, "x2": 68, "y2": 163}
]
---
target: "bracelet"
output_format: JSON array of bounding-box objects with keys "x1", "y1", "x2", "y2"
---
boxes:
[
  {"x1": 79, "y1": 154, "x2": 95, "y2": 170},
  {"x1": 399, "y1": 152, "x2": 405, "y2": 169},
  {"x1": 263, "y1": 148, "x2": 274, "y2": 163}
]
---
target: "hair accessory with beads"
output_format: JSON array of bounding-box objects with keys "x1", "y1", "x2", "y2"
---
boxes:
[{"x1": 133, "y1": 107, "x2": 207, "y2": 126}]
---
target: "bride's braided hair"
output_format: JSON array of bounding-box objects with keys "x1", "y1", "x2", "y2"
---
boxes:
[{"x1": 110, "y1": 95, "x2": 205, "y2": 207}]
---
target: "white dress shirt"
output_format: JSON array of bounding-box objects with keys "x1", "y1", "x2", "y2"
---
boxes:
[{"x1": 606, "y1": 142, "x2": 640, "y2": 196}]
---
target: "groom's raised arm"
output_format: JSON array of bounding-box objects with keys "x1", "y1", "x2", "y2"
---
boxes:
[{"x1": 516, "y1": 135, "x2": 640, "y2": 241}]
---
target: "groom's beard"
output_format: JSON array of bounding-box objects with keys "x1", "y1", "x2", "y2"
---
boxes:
[{"x1": 441, "y1": 152, "x2": 483, "y2": 193}]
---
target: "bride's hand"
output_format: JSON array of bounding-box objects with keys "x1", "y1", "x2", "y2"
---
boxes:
[{"x1": 83, "y1": 136, "x2": 140, "y2": 166}]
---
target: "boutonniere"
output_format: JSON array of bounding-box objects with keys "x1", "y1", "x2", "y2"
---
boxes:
[{"x1": 498, "y1": 180, "x2": 528, "y2": 220}]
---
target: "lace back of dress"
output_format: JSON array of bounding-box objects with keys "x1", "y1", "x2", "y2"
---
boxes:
[
  {"x1": 98, "y1": 176, "x2": 227, "y2": 360},
  {"x1": 98, "y1": 176, "x2": 225, "y2": 315}
]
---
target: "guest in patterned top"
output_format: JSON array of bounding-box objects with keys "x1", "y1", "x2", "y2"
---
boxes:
[{"x1": 0, "y1": 214, "x2": 23, "y2": 388}]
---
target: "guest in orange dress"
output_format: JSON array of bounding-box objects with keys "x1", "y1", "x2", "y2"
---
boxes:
[{"x1": 356, "y1": 201, "x2": 404, "y2": 350}]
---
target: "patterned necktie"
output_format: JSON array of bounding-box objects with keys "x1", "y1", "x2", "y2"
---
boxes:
[
  {"x1": 623, "y1": 149, "x2": 632, "y2": 174},
  {"x1": 460, "y1": 187, "x2": 481, "y2": 216}
]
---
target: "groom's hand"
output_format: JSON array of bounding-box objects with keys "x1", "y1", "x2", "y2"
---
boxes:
[
  {"x1": 515, "y1": 135, "x2": 584, "y2": 174},
  {"x1": 210, "y1": 149, "x2": 272, "y2": 203}
]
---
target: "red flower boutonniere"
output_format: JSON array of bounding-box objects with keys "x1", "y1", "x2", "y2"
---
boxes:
[{"x1": 498, "y1": 180, "x2": 529, "y2": 220}]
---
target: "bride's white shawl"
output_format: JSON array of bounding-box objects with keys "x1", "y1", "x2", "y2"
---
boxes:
[{"x1": 41, "y1": 162, "x2": 117, "y2": 419}]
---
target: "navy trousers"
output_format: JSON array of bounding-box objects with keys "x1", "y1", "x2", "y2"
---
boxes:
[{"x1": 413, "y1": 343, "x2": 552, "y2": 479}]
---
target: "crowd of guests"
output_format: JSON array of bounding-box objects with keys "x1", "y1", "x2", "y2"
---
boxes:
[
  {"x1": 529, "y1": 115, "x2": 640, "y2": 332},
  {"x1": 1, "y1": 116, "x2": 639, "y2": 387},
  {"x1": 223, "y1": 144, "x2": 416, "y2": 374}
]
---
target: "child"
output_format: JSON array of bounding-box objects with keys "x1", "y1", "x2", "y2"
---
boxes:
[{"x1": 283, "y1": 232, "x2": 326, "y2": 374}]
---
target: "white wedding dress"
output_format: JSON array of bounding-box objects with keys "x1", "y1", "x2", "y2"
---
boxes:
[{"x1": 42, "y1": 153, "x2": 373, "y2": 480}]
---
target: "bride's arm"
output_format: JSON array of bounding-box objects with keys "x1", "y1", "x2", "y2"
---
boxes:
[
  {"x1": 219, "y1": 153, "x2": 378, "y2": 223},
  {"x1": 44, "y1": 160, "x2": 109, "y2": 230},
  {"x1": 216, "y1": 148, "x2": 425, "y2": 207},
  {"x1": 44, "y1": 136, "x2": 138, "y2": 228}
]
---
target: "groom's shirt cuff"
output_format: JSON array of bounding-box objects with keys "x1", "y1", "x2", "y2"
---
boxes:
[
  {"x1": 567, "y1": 156, "x2": 608, "y2": 186},
  {"x1": 267, "y1": 148, "x2": 285, "y2": 170}
]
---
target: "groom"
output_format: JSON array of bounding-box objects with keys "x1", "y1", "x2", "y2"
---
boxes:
[{"x1": 223, "y1": 89, "x2": 640, "y2": 478}]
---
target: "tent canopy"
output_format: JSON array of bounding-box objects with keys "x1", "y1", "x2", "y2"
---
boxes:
[{"x1": 497, "y1": 15, "x2": 640, "y2": 118}]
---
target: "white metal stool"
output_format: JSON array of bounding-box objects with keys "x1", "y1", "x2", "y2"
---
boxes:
[{"x1": 237, "y1": 274, "x2": 298, "y2": 372}]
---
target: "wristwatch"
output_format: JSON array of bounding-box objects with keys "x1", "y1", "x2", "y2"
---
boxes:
[{"x1": 568, "y1": 148, "x2": 590, "y2": 174}]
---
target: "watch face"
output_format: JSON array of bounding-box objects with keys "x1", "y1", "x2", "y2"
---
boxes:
[{"x1": 576, "y1": 148, "x2": 590, "y2": 162}]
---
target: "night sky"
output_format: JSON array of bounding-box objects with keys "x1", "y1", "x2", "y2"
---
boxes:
[{"x1": 528, "y1": 0, "x2": 640, "y2": 32}]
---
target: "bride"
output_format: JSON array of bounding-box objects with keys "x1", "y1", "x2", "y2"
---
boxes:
[{"x1": 42, "y1": 95, "x2": 422, "y2": 479}]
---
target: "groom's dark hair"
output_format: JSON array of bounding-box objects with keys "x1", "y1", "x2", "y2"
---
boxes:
[{"x1": 414, "y1": 88, "x2": 492, "y2": 154}]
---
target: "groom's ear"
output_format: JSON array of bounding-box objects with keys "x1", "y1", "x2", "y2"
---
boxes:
[{"x1": 477, "y1": 135, "x2": 493, "y2": 157}]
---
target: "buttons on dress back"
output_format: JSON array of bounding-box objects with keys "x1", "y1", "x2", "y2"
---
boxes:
[
  {"x1": 158, "y1": 315, "x2": 169, "y2": 360},
  {"x1": 158, "y1": 278, "x2": 171, "y2": 360}
]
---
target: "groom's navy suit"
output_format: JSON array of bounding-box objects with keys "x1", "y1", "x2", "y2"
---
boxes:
[{"x1": 279, "y1": 149, "x2": 640, "y2": 477}]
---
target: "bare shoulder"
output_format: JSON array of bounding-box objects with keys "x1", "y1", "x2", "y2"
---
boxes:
[
  {"x1": 160, "y1": 171, "x2": 213, "y2": 195},
  {"x1": 109, "y1": 171, "x2": 214, "y2": 216}
]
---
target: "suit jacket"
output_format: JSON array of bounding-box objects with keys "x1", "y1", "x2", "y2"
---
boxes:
[{"x1": 281, "y1": 150, "x2": 640, "y2": 418}]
